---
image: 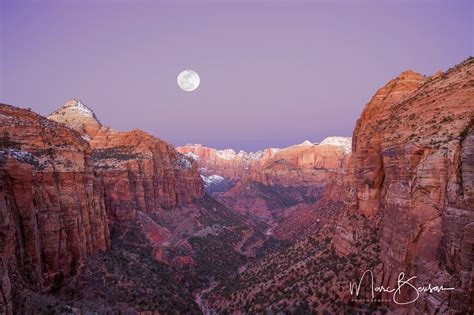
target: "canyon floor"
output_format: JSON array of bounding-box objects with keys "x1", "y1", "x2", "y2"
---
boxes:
[{"x1": 0, "y1": 57, "x2": 473, "y2": 314}]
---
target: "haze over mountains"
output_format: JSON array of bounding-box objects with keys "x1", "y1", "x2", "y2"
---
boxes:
[{"x1": 0, "y1": 58, "x2": 473, "y2": 314}]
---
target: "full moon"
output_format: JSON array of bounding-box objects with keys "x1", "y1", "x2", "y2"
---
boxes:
[{"x1": 177, "y1": 70, "x2": 200, "y2": 92}]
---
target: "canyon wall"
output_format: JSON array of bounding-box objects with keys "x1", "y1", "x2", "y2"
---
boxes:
[
  {"x1": 0, "y1": 104, "x2": 110, "y2": 313},
  {"x1": 335, "y1": 58, "x2": 474, "y2": 313},
  {"x1": 48, "y1": 100, "x2": 205, "y2": 224},
  {"x1": 48, "y1": 100, "x2": 208, "y2": 266},
  {"x1": 90, "y1": 127, "x2": 205, "y2": 222}
]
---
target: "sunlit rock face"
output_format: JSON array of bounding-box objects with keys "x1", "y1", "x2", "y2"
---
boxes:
[
  {"x1": 177, "y1": 139, "x2": 350, "y2": 223},
  {"x1": 47, "y1": 99, "x2": 102, "y2": 139},
  {"x1": 178, "y1": 139, "x2": 350, "y2": 185},
  {"x1": 334, "y1": 58, "x2": 474, "y2": 313},
  {"x1": 49, "y1": 98, "x2": 206, "y2": 222},
  {"x1": 0, "y1": 104, "x2": 110, "y2": 313},
  {"x1": 90, "y1": 127, "x2": 205, "y2": 220}
]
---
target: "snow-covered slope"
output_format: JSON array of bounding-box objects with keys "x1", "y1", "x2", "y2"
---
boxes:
[{"x1": 319, "y1": 136, "x2": 352, "y2": 152}]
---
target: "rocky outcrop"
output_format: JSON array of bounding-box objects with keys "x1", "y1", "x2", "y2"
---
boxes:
[
  {"x1": 334, "y1": 58, "x2": 474, "y2": 313},
  {"x1": 48, "y1": 100, "x2": 212, "y2": 269},
  {"x1": 177, "y1": 144, "x2": 278, "y2": 179},
  {"x1": 48, "y1": 99, "x2": 102, "y2": 139},
  {"x1": 0, "y1": 104, "x2": 110, "y2": 313},
  {"x1": 90, "y1": 127, "x2": 205, "y2": 223}
]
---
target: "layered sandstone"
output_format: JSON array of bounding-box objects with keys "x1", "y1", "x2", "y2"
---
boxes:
[
  {"x1": 90, "y1": 127, "x2": 205, "y2": 222},
  {"x1": 0, "y1": 104, "x2": 110, "y2": 313},
  {"x1": 48, "y1": 99, "x2": 102, "y2": 139},
  {"x1": 335, "y1": 59, "x2": 474, "y2": 313}
]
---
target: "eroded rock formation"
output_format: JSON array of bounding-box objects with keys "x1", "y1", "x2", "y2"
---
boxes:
[
  {"x1": 48, "y1": 99, "x2": 102, "y2": 139},
  {"x1": 0, "y1": 104, "x2": 110, "y2": 313},
  {"x1": 90, "y1": 127, "x2": 204, "y2": 221},
  {"x1": 336, "y1": 58, "x2": 474, "y2": 313}
]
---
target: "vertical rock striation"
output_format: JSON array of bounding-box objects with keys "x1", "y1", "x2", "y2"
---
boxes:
[
  {"x1": 0, "y1": 104, "x2": 110, "y2": 313},
  {"x1": 335, "y1": 58, "x2": 474, "y2": 313},
  {"x1": 89, "y1": 127, "x2": 205, "y2": 223}
]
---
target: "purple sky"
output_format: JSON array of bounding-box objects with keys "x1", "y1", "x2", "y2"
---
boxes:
[{"x1": 1, "y1": 0, "x2": 472, "y2": 151}]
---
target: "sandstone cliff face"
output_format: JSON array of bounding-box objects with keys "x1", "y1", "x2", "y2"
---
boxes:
[
  {"x1": 334, "y1": 58, "x2": 474, "y2": 313},
  {"x1": 0, "y1": 104, "x2": 110, "y2": 313},
  {"x1": 90, "y1": 127, "x2": 204, "y2": 222},
  {"x1": 88, "y1": 126, "x2": 208, "y2": 266}
]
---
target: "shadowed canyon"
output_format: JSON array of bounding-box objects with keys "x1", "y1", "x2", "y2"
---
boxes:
[{"x1": 1, "y1": 58, "x2": 473, "y2": 314}]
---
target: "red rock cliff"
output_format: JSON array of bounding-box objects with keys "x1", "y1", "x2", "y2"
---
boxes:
[
  {"x1": 335, "y1": 58, "x2": 474, "y2": 313},
  {"x1": 90, "y1": 126, "x2": 205, "y2": 223},
  {"x1": 48, "y1": 101, "x2": 206, "y2": 266},
  {"x1": 0, "y1": 104, "x2": 110, "y2": 313}
]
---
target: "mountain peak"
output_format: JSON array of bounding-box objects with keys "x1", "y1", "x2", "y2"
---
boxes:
[
  {"x1": 48, "y1": 99, "x2": 102, "y2": 139},
  {"x1": 298, "y1": 140, "x2": 314, "y2": 146},
  {"x1": 55, "y1": 99, "x2": 100, "y2": 121},
  {"x1": 319, "y1": 136, "x2": 352, "y2": 152}
]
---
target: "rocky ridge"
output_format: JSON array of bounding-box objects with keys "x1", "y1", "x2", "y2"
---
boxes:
[
  {"x1": 178, "y1": 138, "x2": 351, "y2": 238},
  {"x1": 336, "y1": 58, "x2": 474, "y2": 313},
  {"x1": 48, "y1": 99, "x2": 102, "y2": 139}
]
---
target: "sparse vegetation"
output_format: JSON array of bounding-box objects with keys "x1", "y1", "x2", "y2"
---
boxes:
[
  {"x1": 51, "y1": 271, "x2": 64, "y2": 294},
  {"x1": 92, "y1": 146, "x2": 145, "y2": 161}
]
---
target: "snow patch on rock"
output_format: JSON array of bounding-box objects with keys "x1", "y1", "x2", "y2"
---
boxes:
[
  {"x1": 319, "y1": 136, "x2": 352, "y2": 152},
  {"x1": 49, "y1": 99, "x2": 101, "y2": 125},
  {"x1": 297, "y1": 140, "x2": 315, "y2": 146},
  {"x1": 201, "y1": 174, "x2": 225, "y2": 187},
  {"x1": 174, "y1": 153, "x2": 193, "y2": 170},
  {"x1": 0, "y1": 113, "x2": 12, "y2": 120},
  {"x1": 185, "y1": 151, "x2": 200, "y2": 161},
  {"x1": 215, "y1": 149, "x2": 271, "y2": 161},
  {"x1": 216, "y1": 149, "x2": 237, "y2": 160},
  {"x1": 0, "y1": 148, "x2": 39, "y2": 166},
  {"x1": 65, "y1": 100, "x2": 95, "y2": 117}
]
